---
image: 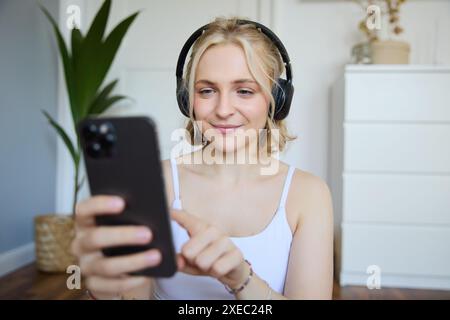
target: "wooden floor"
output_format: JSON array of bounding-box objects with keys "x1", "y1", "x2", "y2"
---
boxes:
[{"x1": 1, "y1": 263, "x2": 449, "y2": 300}]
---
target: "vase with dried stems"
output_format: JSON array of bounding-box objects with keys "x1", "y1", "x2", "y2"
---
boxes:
[{"x1": 352, "y1": 0, "x2": 409, "y2": 64}]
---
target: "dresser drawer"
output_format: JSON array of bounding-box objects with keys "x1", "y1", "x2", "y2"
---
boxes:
[
  {"x1": 343, "y1": 173, "x2": 450, "y2": 225},
  {"x1": 345, "y1": 71, "x2": 450, "y2": 122},
  {"x1": 341, "y1": 223, "x2": 450, "y2": 277},
  {"x1": 344, "y1": 123, "x2": 450, "y2": 172}
]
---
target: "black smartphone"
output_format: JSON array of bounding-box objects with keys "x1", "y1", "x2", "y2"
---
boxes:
[{"x1": 78, "y1": 116, "x2": 177, "y2": 278}]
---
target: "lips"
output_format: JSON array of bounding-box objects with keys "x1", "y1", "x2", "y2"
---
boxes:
[{"x1": 211, "y1": 124, "x2": 243, "y2": 135}]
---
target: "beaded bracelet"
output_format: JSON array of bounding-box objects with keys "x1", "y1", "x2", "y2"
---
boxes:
[
  {"x1": 86, "y1": 289, "x2": 97, "y2": 300},
  {"x1": 86, "y1": 290, "x2": 124, "y2": 300},
  {"x1": 224, "y1": 260, "x2": 253, "y2": 295}
]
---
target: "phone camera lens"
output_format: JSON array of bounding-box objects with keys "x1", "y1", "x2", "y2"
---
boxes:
[
  {"x1": 83, "y1": 121, "x2": 117, "y2": 159},
  {"x1": 103, "y1": 133, "x2": 117, "y2": 146},
  {"x1": 87, "y1": 142, "x2": 102, "y2": 158},
  {"x1": 83, "y1": 123, "x2": 98, "y2": 139},
  {"x1": 99, "y1": 122, "x2": 115, "y2": 135}
]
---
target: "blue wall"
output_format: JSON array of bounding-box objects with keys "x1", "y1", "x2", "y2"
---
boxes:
[{"x1": 0, "y1": 0, "x2": 60, "y2": 254}]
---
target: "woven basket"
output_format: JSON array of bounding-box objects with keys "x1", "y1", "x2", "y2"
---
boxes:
[{"x1": 34, "y1": 214, "x2": 77, "y2": 273}]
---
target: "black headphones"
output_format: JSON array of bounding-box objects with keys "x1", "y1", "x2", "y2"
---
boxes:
[{"x1": 176, "y1": 19, "x2": 294, "y2": 121}]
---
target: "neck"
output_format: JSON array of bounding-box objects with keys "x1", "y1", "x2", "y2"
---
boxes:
[{"x1": 198, "y1": 140, "x2": 276, "y2": 184}]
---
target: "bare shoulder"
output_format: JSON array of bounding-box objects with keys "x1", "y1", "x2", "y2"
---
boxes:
[
  {"x1": 291, "y1": 168, "x2": 332, "y2": 201},
  {"x1": 161, "y1": 158, "x2": 172, "y2": 181},
  {"x1": 288, "y1": 167, "x2": 333, "y2": 228},
  {"x1": 161, "y1": 159, "x2": 174, "y2": 205}
]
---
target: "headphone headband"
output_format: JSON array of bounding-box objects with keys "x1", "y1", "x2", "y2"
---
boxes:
[{"x1": 176, "y1": 19, "x2": 292, "y2": 84}]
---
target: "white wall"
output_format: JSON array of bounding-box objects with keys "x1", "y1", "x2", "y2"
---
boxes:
[
  {"x1": 55, "y1": 0, "x2": 450, "y2": 213},
  {"x1": 274, "y1": 0, "x2": 450, "y2": 182}
]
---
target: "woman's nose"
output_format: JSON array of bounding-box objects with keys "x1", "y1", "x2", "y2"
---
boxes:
[{"x1": 215, "y1": 92, "x2": 235, "y2": 118}]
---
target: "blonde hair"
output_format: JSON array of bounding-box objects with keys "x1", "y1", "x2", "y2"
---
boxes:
[{"x1": 182, "y1": 17, "x2": 296, "y2": 154}]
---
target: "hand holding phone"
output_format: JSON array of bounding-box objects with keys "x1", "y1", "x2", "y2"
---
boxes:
[
  {"x1": 72, "y1": 195, "x2": 160, "y2": 299},
  {"x1": 76, "y1": 116, "x2": 177, "y2": 278}
]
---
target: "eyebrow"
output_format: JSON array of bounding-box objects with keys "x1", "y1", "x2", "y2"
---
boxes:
[{"x1": 195, "y1": 79, "x2": 256, "y2": 85}]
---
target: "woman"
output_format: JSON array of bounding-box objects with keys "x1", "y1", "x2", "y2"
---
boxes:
[{"x1": 72, "y1": 17, "x2": 334, "y2": 300}]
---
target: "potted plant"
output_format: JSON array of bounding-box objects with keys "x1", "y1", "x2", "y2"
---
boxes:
[
  {"x1": 36, "y1": 0, "x2": 139, "y2": 272},
  {"x1": 352, "y1": 0, "x2": 409, "y2": 64}
]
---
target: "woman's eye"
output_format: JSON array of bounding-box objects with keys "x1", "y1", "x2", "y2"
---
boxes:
[
  {"x1": 237, "y1": 89, "x2": 254, "y2": 96},
  {"x1": 199, "y1": 89, "x2": 215, "y2": 95}
]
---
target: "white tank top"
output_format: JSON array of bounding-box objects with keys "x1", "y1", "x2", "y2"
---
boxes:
[{"x1": 153, "y1": 158, "x2": 295, "y2": 300}]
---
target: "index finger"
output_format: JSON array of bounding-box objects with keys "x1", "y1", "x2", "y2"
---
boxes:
[
  {"x1": 75, "y1": 195, "x2": 125, "y2": 226},
  {"x1": 171, "y1": 210, "x2": 206, "y2": 236}
]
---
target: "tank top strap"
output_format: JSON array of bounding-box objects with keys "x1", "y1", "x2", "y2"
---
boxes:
[
  {"x1": 278, "y1": 165, "x2": 296, "y2": 209},
  {"x1": 170, "y1": 157, "x2": 182, "y2": 210}
]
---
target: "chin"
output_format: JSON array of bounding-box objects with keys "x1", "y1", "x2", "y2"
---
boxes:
[
  {"x1": 207, "y1": 135, "x2": 254, "y2": 160},
  {"x1": 217, "y1": 142, "x2": 245, "y2": 154},
  {"x1": 202, "y1": 125, "x2": 261, "y2": 159}
]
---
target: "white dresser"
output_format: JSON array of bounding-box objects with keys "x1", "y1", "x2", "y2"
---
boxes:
[{"x1": 330, "y1": 65, "x2": 450, "y2": 290}]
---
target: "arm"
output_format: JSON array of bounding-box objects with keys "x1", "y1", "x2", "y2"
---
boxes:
[
  {"x1": 283, "y1": 177, "x2": 334, "y2": 299},
  {"x1": 235, "y1": 176, "x2": 334, "y2": 300}
]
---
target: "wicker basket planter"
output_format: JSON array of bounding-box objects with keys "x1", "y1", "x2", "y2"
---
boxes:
[{"x1": 34, "y1": 214, "x2": 77, "y2": 273}]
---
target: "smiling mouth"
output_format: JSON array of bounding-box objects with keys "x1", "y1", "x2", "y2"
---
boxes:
[{"x1": 211, "y1": 124, "x2": 243, "y2": 135}]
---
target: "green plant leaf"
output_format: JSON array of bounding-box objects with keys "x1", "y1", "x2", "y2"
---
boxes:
[
  {"x1": 90, "y1": 95, "x2": 127, "y2": 115},
  {"x1": 101, "y1": 12, "x2": 139, "y2": 70},
  {"x1": 75, "y1": 8, "x2": 139, "y2": 119},
  {"x1": 77, "y1": 175, "x2": 86, "y2": 191},
  {"x1": 39, "y1": 5, "x2": 79, "y2": 126},
  {"x1": 71, "y1": 0, "x2": 113, "y2": 121},
  {"x1": 84, "y1": 0, "x2": 111, "y2": 46},
  {"x1": 42, "y1": 110, "x2": 78, "y2": 165},
  {"x1": 71, "y1": 28, "x2": 83, "y2": 66},
  {"x1": 87, "y1": 79, "x2": 118, "y2": 114}
]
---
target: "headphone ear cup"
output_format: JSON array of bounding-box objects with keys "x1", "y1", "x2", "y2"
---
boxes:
[
  {"x1": 272, "y1": 79, "x2": 286, "y2": 119},
  {"x1": 271, "y1": 78, "x2": 293, "y2": 120},
  {"x1": 176, "y1": 85, "x2": 190, "y2": 117}
]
